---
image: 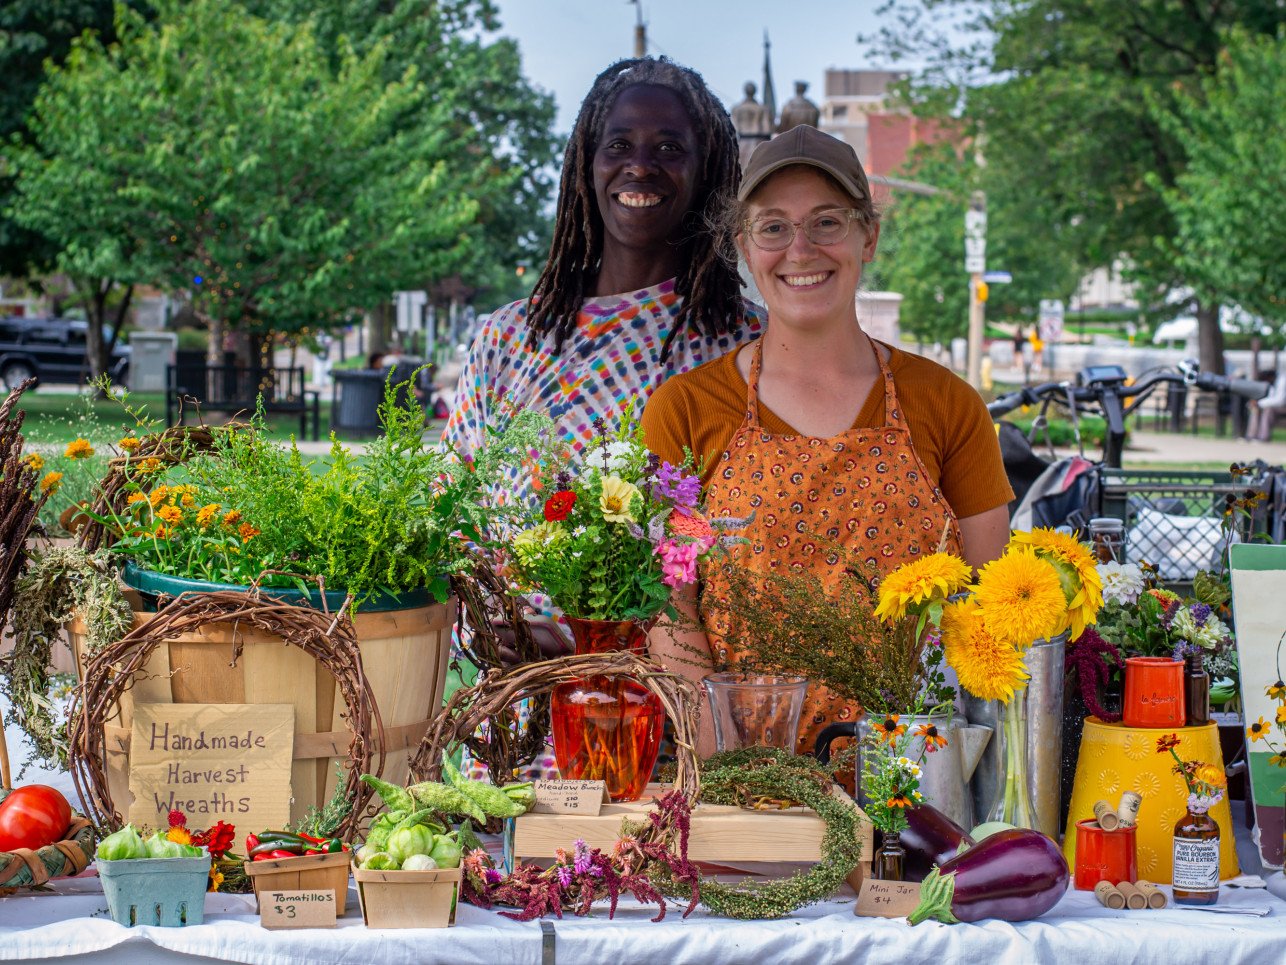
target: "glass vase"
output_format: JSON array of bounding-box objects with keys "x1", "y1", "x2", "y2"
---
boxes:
[
  {"x1": 702, "y1": 673, "x2": 808, "y2": 752},
  {"x1": 983, "y1": 695, "x2": 1038, "y2": 829},
  {"x1": 873, "y1": 830, "x2": 906, "y2": 882},
  {"x1": 1172, "y1": 806, "x2": 1220, "y2": 906},
  {"x1": 550, "y1": 617, "x2": 664, "y2": 803}
]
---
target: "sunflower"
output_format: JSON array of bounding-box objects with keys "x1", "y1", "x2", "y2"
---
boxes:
[
  {"x1": 887, "y1": 793, "x2": 912, "y2": 809},
  {"x1": 64, "y1": 438, "x2": 94, "y2": 459},
  {"x1": 1277, "y1": 704, "x2": 1286, "y2": 727},
  {"x1": 1155, "y1": 733, "x2": 1180, "y2": 753},
  {"x1": 872, "y1": 714, "x2": 905, "y2": 743},
  {"x1": 914, "y1": 722, "x2": 949, "y2": 752},
  {"x1": 1248, "y1": 717, "x2": 1271, "y2": 743},
  {"x1": 1271, "y1": 754, "x2": 1286, "y2": 768},
  {"x1": 874, "y1": 552, "x2": 972, "y2": 623},
  {"x1": 941, "y1": 598, "x2": 1030, "y2": 703},
  {"x1": 1269, "y1": 681, "x2": 1286, "y2": 700},
  {"x1": 972, "y1": 548, "x2": 1067, "y2": 648},
  {"x1": 39, "y1": 471, "x2": 63, "y2": 494},
  {"x1": 1010, "y1": 527, "x2": 1103, "y2": 640}
]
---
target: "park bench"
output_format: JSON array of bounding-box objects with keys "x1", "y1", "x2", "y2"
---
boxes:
[{"x1": 165, "y1": 363, "x2": 321, "y2": 441}]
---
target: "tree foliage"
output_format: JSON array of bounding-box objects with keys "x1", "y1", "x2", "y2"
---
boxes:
[
  {"x1": 8, "y1": 0, "x2": 477, "y2": 369},
  {"x1": 863, "y1": 0, "x2": 1286, "y2": 371},
  {"x1": 1156, "y1": 29, "x2": 1286, "y2": 332}
]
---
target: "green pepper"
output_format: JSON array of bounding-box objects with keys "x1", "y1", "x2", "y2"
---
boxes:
[{"x1": 251, "y1": 839, "x2": 306, "y2": 857}]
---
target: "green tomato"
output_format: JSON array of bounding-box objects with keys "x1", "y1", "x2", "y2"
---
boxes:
[
  {"x1": 387, "y1": 825, "x2": 436, "y2": 865},
  {"x1": 361, "y1": 851, "x2": 399, "y2": 871},
  {"x1": 400, "y1": 854, "x2": 439, "y2": 871},
  {"x1": 429, "y1": 833, "x2": 462, "y2": 870},
  {"x1": 96, "y1": 824, "x2": 145, "y2": 861}
]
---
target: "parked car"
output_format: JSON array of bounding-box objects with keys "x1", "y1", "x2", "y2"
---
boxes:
[{"x1": 0, "y1": 316, "x2": 131, "y2": 390}]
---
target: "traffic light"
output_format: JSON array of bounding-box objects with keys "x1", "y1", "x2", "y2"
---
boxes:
[{"x1": 976, "y1": 281, "x2": 989, "y2": 303}]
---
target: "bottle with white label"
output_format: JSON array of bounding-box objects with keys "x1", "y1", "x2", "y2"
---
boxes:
[{"x1": 1171, "y1": 807, "x2": 1220, "y2": 905}]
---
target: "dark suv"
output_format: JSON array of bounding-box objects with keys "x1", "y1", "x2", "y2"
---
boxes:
[{"x1": 0, "y1": 316, "x2": 131, "y2": 390}]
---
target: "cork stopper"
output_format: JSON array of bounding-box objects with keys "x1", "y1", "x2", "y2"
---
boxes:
[
  {"x1": 1117, "y1": 791, "x2": 1142, "y2": 828},
  {"x1": 1094, "y1": 881, "x2": 1126, "y2": 909},
  {"x1": 1135, "y1": 879, "x2": 1168, "y2": 909},
  {"x1": 1093, "y1": 799, "x2": 1121, "y2": 830},
  {"x1": 1115, "y1": 880, "x2": 1148, "y2": 910}
]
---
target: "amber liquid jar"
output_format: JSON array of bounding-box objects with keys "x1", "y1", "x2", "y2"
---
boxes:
[
  {"x1": 874, "y1": 830, "x2": 906, "y2": 882},
  {"x1": 1172, "y1": 808, "x2": 1220, "y2": 905},
  {"x1": 1184, "y1": 652, "x2": 1210, "y2": 726}
]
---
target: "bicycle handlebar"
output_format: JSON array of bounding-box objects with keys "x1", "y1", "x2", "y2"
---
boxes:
[
  {"x1": 1194, "y1": 373, "x2": 1269, "y2": 400},
  {"x1": 988, "y1": 367, "x2": 1268, "y2": 418}
]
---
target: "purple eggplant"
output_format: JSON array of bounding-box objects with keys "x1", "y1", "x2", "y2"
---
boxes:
[
  {"x1": 906, "y1": 828, "x2": 1068, "y2": 925},
  {"x1": 902, "y1": 804, "x2": 974, "y2": 883}
]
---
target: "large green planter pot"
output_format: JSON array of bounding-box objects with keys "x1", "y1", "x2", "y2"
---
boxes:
[{"x1": 72, "y1": 565, "x2": 456, "y2": 828}]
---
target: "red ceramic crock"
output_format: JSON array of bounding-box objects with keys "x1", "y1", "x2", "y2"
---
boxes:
[
  {"x1": 1122, "y1": 656, "x2": 1186, "y2": 728},
  {"x1": 1074, "y1": 819, "x2": 1138, "y2": 889}
]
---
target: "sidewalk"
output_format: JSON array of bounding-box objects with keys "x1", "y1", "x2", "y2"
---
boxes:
[{"x1": 1124, "y1": 431, "x2": 1286, "y2": 466}]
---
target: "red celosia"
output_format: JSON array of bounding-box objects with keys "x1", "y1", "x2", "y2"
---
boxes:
[{"x1": 167, "y1": 809, "x2": 187, "y2": 828}]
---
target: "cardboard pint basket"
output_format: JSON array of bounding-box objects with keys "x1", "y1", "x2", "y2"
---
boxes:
[
  {"x1": 97, "y1": 852, "x2": 210, "y2": 927},
  {"x1": 353, "y1": 864, "x2": 460, "y2": 928},
  {"x1": 244, "y1": 850, "x2": 353, "y2": 916}
]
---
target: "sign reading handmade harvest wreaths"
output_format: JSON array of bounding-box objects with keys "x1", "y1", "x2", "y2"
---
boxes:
[{"x1": 127, "y1": 703, "x2": 294, "y2": 835}]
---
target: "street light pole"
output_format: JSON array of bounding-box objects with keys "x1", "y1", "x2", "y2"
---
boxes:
[
  {"x1": 630, "y1": 1, "x2": 646, "y2": 57},
  {"x1": 964, "y1": 191, "x2": 987, "y2": 388}
]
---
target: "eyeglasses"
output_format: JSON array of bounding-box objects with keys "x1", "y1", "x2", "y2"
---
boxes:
[{"x1": 744, "y1": 208, "x2": 862, "y2": 251}]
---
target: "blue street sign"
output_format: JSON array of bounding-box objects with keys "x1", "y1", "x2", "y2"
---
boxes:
[{"x1": 983, "y1": 271, "x2": 1013, "y2": 284}]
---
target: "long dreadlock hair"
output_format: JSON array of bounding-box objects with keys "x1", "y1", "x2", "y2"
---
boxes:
[{"x1": 526, "y1": 57, "x2": 746, "y2": 362}]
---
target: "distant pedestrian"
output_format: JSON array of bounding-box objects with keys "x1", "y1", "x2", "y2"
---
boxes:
[{"x1": 1247, "y1": 369, "x2": 1286, "y2": 442}]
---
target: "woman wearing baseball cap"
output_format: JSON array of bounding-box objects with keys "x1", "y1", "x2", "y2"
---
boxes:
[{"x1": 642, "y1": 125, "x2": 1012, "y2": 756}]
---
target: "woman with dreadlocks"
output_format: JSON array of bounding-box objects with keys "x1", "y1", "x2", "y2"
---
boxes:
[{"x1": 443, "y1": 56, "x2": 763, "y2": 778}]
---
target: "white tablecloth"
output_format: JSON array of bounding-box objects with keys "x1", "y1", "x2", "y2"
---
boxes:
[{"x1": 2, "y1": 872, "x2": 1284, "y2": 965}]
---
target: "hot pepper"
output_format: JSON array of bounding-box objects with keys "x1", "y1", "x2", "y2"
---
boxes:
[{"x1": 245, "y1": 833, "x2": 260, "y2": 853}]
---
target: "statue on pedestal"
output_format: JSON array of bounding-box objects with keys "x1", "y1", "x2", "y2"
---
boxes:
[
  {"x1": 732, "y1": 81, "x2": 773, "y2": 166},
  {"x1": 777, "y1": 80, "x2": 820, "y2": 132}
]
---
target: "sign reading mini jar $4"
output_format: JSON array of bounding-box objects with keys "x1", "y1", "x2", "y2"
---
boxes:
[{"x1": 128, "y1": 703, "x2": 294, "y2": 834}]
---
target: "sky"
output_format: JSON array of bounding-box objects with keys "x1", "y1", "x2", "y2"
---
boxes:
[{"x1": 490, "y1": 0, "x2": 901, "y2": 131}]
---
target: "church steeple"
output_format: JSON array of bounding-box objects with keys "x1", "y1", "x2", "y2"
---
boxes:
[{"x1": 761, "y1": 31, "x2": 777, "y2": 128}]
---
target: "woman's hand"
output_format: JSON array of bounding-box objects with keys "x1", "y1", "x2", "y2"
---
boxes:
[{"x1": 647, "y1": 585, "x2": 717, "y2": 760}]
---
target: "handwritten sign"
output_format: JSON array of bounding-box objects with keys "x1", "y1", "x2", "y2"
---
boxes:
[
  {"x1": 261, "y1": 889, "x2": 337, "y2": 929},
  {"x1": 854, "y1": 878, "x2": 922, "y2": 919},
  {"x1": 531, "y1": 779, "x2": 609, "y2": 816},
  {"x1": 128, "y1": 703, "x2": 294, "y2": 836}
]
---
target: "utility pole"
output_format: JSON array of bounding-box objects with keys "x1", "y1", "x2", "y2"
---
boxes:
[
  {"x1": 964, "y1": 191, "x2": 987, "y2": 388},
  {"x1": 630, "y1": 1, "x2": 646, "y2": 57}
]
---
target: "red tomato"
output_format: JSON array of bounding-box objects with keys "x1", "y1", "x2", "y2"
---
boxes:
[{"x1": 0, "y1": 785, "x2": 72, "y2": 852}]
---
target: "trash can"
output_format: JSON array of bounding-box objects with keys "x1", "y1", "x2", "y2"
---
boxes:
[
  {"x1": 128, "y1": 332, "x2": 178, "y2": 393},
  {"x1": 331, "y1": 369, "x2": 389, "y2": 437}
]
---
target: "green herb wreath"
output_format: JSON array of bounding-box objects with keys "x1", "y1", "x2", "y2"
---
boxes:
[{"x1": 655, "y1": 748, "x2": 865, "y2": 920}]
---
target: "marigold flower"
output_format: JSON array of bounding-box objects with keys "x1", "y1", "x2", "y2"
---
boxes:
[
  {"x1": 137, "y1": 457, "x2": 163, "y2": 474},
  {"x1": 149, "y1": 485, "x2": 171, "y2": 508},
  {"x1": 118, "y1": 436, "x2": 140, "y2": 452},
  {"x1": 1248, "y1": 717, "x2": 1271, "y2": 743},
  {"x1": 154, "y1": 524, "x2": 169, "y2": 539},
  {"x1": 543, "y1": 490, "x2": 576, "y2": 522},
  {"x1": 64, "y1": 438, "x2": 94, "y2": 459},
  {"x1": 872, "y1": 714, "x2": 905, "y2": 743},
  {"x1": 599, "y1": 476, "x2": 640, "y2": 523},
  {"x1": 874, "y1": 552, "x2": 972, "y2": 623},
  {"x1": 914, "y1": 723, "x2": 949, "y2": 752},
  {"x1": 222, "y1": 509, "x2": 242, "y2": 526},
  {"x1": 941, "y1": 598, "x2": 1030, "y2": 704},
  {"x1": 21, "y1": 452, "x2": 43, "y2": 472},
  {"x1": 39, "y1": 471, "x2": 63, "y2": 494},
  {"x1": 1155, "y1": 733, "x2": 1181, "y2": 753},
  {"x1": 166, "y1": 827, "x2": 192, "y2": 846},
  {"x1": 157, "y1": 505, "x2": 182, "y2": 526},
  {"x1": 127, "y1": 492, "x2": 148, "y2": 507},
  {"x1": 238, "y1": 522, "x2": 260, "y2": 541},
  {"x1": 208, "y1": 867, "x2": 225, "y2": 893},
  {"x1": 196, "y1": 503, "x2": 222, "y2": 528},
  {"x1": 972, "y1": 548, "x2": 1067, "y2": 648}
]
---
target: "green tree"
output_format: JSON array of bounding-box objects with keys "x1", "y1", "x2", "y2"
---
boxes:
[
  {"x1": 8, "y1": 0, "x2": 476, "y2": 377},
  {"x1": 1156, "y1": 29, "x2": 1286, "y2": 335},
  {"x1": 864, "y1": 0, "x2": 1286, "y2": 372}
]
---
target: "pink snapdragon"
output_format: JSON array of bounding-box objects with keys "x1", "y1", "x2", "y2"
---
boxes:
[{"x1": 659, "y1": 538, "x2": 701, "y2": 587}]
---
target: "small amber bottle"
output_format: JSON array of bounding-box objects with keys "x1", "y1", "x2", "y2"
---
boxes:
[
  {"x1": 1172, "y1": 807, "x2": 1220, "y2": 905},
  {"x1": 1184, "y1": 652, "x2": 1210, "y2": 726},
  {"x1": 874, "y1": 830, "x2": 905, "y2": 882}
]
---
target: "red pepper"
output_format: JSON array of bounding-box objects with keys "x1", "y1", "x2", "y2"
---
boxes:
[
  {"x1": 304, "y1": 849, "x2": 322, "y2": 855},
  {"x1": 296, "y1": 832, "x2": 328, "y2": 846},
  {"x1": 245, "y1": 834, "x2": 260, "y2": 853},
  {"x1": 262, "y1": 849, "x2": 298, "y2": 860}
]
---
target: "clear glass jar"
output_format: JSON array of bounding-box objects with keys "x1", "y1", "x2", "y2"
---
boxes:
[{"x1": 1088, "y1": 517, "x2": 1125, "y2": 563}]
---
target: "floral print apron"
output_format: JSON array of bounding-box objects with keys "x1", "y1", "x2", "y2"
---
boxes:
[{"x1": 703, "y1": 336, "x2": 963, "y2": 756}]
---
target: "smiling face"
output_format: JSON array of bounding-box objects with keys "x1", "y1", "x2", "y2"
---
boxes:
[
  {"x1": 592, "y1": 84, "x2": 701, "y2": 260},
  {"x1": 739, "y1": 165, "x2": 879, "y2": 331}
]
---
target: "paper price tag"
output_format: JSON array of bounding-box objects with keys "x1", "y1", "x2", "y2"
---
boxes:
[
  {"x1": 854, "y1": 879, "x2": 922, "y2": 919},
  {"x1": 261, "y1": 889, "x2": 338, "y2": 929},
  {"x1": 531, "y1": 779, "x2": 610, "y2": 815}
]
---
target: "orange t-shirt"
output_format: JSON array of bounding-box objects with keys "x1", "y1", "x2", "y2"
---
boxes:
[{"x1": 640, "y1": 341, "x2": 1014, "y2": 519}]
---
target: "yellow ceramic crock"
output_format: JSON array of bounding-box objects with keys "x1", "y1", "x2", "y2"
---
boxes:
[{"x1": 1063, "y1": 717, "x2": 1239, "y2": 883}]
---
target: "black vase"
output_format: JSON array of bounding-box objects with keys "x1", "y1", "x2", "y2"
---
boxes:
[{"x1": 1059, "y1": 680, "x2": 1123, "y2": 831}]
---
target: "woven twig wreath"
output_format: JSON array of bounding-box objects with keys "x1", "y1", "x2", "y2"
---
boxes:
[
  {"x1": 0, "y1": 798, "x2": 95, "y2": 892},
  {"x1": 410, "y1": 651, "x2": 701, "y2": 802},
  {"x1": 68, "y1": 588, "x2": 384, "y2": 840}
]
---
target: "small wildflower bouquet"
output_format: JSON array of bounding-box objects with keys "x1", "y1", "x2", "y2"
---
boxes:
[
  {"x1": 165, "y1": 809, "x2": 246, "y2": 893},
  {"x1": 507, "y1": 420, "x2": 742, "y2": 621},
  {"x1": 1156, "y1": 733, "x2": 1227, "y2": 814},
  {"x1": 861, "y1": 699, "x2": 946, "y2": 835}
]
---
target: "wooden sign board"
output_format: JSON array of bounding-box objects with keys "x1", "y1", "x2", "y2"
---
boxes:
[
  {"x1": 128, "y1": 703, "x2": 294, "y2": 836},
  {"x1": 854, "y1": 878, "x2": 922, "y2": 918},
  {"x1": 261, "y1": 889, "x2": 338, "y2": 929},
  {"x1": 1230, "y1": 543, "x2": 1286, "y2": 869},
  {"x1": 531, "y1": 779, "x2": 610, "y2": 816}
]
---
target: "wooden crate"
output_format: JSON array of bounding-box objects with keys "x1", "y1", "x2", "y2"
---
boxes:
[
  {"x1": 353, "y1": 864, "x2": 460, "y2": 929},
  {"x1": 244, "y1": 851, "x2": 353, "y2": 916},
  {"x1": 508, "y1": 783, "x2": 872, "y2": 891}
]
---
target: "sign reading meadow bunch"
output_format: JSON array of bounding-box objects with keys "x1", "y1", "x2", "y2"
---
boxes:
[{"x1": 127, "y1": 704, "x2": 295, "y2": 836}]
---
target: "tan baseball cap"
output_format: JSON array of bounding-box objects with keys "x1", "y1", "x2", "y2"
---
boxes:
[{"x1": 738, "y1": 125, "x2": 871, "y2": 204}]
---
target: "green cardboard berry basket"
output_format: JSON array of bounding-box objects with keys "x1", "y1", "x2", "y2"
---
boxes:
[{"x1": 97, "y1": 852, "x2": 210, "y2": 927}]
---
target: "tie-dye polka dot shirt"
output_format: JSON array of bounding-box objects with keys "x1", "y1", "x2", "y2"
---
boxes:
[{"x1": 443, "y1": 277, "x2": 766, "y2": 491}]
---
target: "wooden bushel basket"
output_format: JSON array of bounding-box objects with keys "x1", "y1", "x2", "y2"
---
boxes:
[
  {"x1": 353, "y1": 863, "x2": 460, "y2": 929},
  {"x1": 69, "y1": 593, "x2": 455, "y2": 827},
  {"x1": 244, "y1": 850, "x2": 353, "y2": 915}
]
